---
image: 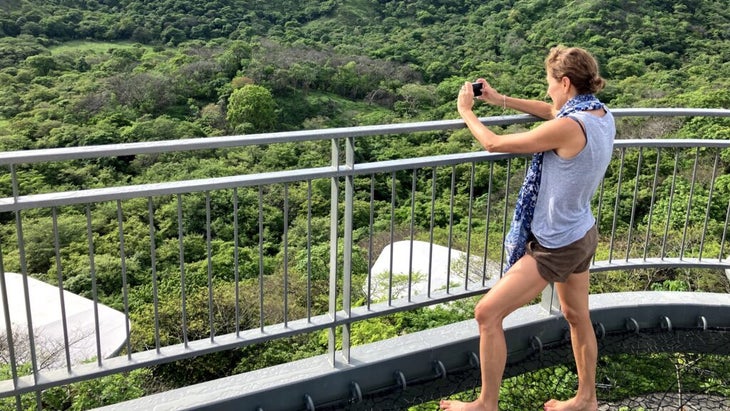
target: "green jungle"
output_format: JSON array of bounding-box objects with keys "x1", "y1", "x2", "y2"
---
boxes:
[{"x1": 1, "y1": 0, "x2": 730, "y2": 409}]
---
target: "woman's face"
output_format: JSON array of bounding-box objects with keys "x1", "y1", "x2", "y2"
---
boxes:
[{"x1": 546, "y1": 72, "x2": 565, "y2": 109}]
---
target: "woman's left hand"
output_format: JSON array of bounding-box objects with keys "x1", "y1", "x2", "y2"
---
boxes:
[{"x1": 457, "y1": 82, "x2": 475, "y2": 114}]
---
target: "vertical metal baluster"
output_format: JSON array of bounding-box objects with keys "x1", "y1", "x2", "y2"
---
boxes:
[
  {"x1": 11, "y1": 165, "x2": 41, "y2": 408},
  {"x1": 388, "y1": 171, "x2": 396, "y2": 304},
  {"x1": 177, "y1": 194, "x2": 189, "y2": 347},
  {"x1": 148, "y1": 198, "x2": 161, "y2": 352},
  {"x1": 720, "y1": 194, "x2": 730, "y2": 262},
  {"x1": 328, "y1": 138, "x2": 339, "y2": 366},
  {"x1": 594, "y1": 178, "x2": 606, "y2": 265},
  {"x1": 643, "y1": 149, "x2": 662, "y2": 261},
  {"x1": 680, "y1": 148, "x2": 700, "y2": 260},
  {"x1": 609, "y1": 148, "x2": 626, "y2": 262},
  {"x1": 258, "y1": 186, "x2": 265, "y2": 332},
  {"x1": 482, "y1": 162, "x2": 494, "y2": 286},
  {"x1": 342, "y1": 136, "x2": 354, "y2": 364},
  {"x1": 626, "y1": 148, "x2": 643, "y2": 261},
  {"x1": 0, "y1": 238, "x2": 22, "y2": 411},
  {"x1": 500, "y1": 159, "x2": 513, "y2": 274},
  {"x1": 51, "y1": 207, "x2": 72, "y2": 371},
  {"x1": 233, "y1": 188, "x2": 241, "y2": 336},
  {"x1": 116, "y1": 200, "x2": 132, "y2": 358},
  {"x1": 465, "y1": 162, "x2": 475, "y2": 290},
  {"x1": 524, "y1": 157, "x2": 530, "y2": 180},
  {"x1": 408, "y1": 169, "x2": 417, "y2": 301},
  {"x1": 661, "y1": 150, "x2": 680, "y2": 259},
  {"x1": 699, "y1": 152, "x2": 720, "y2": 260},
  {"x1": 447, "y1": 166, "x2": 456, "y2": 293},
  {"x1": 307, "y1": 181, "x2": 313, "y2": 320},
  {"x1": 85, "y1": 205, "x2": 103, "y2": 366},
  {"x1": 283, "y1": 183, "x2": 289, "y2": 327},
  {"x1": 428, "y1": 168, "x2": 437, "y2": 297},
  {"x1": 205, "y1": 192, "x2": 215, "y2": 342},
  {"x1": 367, "y1": 175, "x2": 375, "y2": 310}
]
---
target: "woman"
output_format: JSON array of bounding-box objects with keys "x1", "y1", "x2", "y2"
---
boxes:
[{"x1": 440, "y1": 46, "x2": 615, "y2": 411}]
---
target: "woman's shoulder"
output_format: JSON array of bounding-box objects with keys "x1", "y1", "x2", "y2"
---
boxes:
[
  {"x1": 569, "y1": 109, "x2": 615, "y2": 129},
  {"x1": 571, "y1": 108, "x2": 610, "y2": 119}
]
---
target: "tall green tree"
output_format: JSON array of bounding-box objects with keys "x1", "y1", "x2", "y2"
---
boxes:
[{"x1": 226, "y1": 84, "x2": 277, "y2": 133}]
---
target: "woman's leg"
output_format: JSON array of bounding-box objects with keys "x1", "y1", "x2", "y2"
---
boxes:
[
  {"x1": 544, "y1": 270, "x2": 598, "y2": 411},
  {"x1": 440, "y1": 255, "x2": 548, "y2": 411}
]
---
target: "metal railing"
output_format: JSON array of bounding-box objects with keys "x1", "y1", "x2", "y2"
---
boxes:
[{"x1": 1, "y1": 108, "x2": 729, "y2": 409}]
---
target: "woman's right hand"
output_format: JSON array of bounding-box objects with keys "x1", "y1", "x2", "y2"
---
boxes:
[{"x1": 474, "y1": 78, "x2": 502, "y2": 106}]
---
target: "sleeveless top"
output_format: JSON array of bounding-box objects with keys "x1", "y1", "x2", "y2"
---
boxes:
[{"x1": 530, "y1": 110, "x2": 616, "y2": 248}]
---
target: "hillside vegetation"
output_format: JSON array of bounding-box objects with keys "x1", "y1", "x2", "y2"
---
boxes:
[{"x1": 1, "y1": 0, "x2": 730, "y2": 409}]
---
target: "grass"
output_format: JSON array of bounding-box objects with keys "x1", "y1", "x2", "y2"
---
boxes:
[
  {"x1": 337, "y1": 0, "x2": 377, "y2": 22},
  {"x1": 49, "y1": 40, "x2": 153, "y2": 55}
]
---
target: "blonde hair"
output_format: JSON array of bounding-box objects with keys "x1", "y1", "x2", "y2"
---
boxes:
[{"x1": 545, "y1": 46, "x2": 606, "y2": 94}]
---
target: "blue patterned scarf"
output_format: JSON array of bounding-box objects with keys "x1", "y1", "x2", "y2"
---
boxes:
[{"x1": 503, "y1": 94, "x2": 605, "y2": 272}]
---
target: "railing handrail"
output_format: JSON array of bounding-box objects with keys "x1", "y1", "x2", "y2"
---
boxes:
[
  {"x1": 1, "y1": 108, "x2": 729, "y2": 166},
  {"x1": 2, "y1": 139, "x2": 730, "y2": 213}
]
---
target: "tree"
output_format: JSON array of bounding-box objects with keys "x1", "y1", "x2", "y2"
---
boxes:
[
  {"x1": 161, "y1": 26, "x2": 186, "y2": 46},
  {"x1": 106, "y1": 72, "x2": 180, "y2": 115},
  {"x1": 120, "y1": 116, "x2": 204, "y2": 143},
  {"x1": 226, "y1": 84, "x2": 277, "y2": 133},
  {"x1": 394, "y1": 83, "x2": 438, "y2": 118},
  {"x1": 0, "y1": 35, "x2": 47, "y2": 70},
  {"x1": 24, "y1": 54, "x2": 56, "y2": 76}
]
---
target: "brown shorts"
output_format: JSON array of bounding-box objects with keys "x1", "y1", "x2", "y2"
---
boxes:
[{"x1": 526, "y1": 225, "x2": 598, "y2": 283}]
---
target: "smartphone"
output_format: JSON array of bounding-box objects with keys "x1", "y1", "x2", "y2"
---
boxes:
[{"x1": 472, "y1": 82, "x2": 483, "y2": 97}]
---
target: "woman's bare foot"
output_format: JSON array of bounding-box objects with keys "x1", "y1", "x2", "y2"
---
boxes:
[
  {"x1": 543, "y1": 397, "x2": 598, "y2": 411},
  {"x1": 439, "y1": 399, "x2": 494, "y2": 411}
]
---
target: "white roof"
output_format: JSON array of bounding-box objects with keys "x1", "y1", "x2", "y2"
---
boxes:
[{"x1": 0, "y1": 272, "x2": 128, "y2": 370}]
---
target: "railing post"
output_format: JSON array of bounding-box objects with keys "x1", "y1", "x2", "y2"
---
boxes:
[
  {"x1": 541, "y1": 283, "x2": 561, "y2": 314},
  {"x1": 328, "y1": 139, "x2": 340, "y2": 366},
  {"x1": 342, "y1": 136, "x2": 355, "y2": 363},
  {"x1": 0, "y1": 242, "x2": 22, "y2": 410}
]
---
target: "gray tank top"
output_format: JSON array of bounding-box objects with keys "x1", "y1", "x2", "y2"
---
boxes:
[{"x1": 531, "y1": 110, "x2": 616, "y2": 248}]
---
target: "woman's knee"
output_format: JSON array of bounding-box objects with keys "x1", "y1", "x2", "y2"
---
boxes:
[
  {"x1": 561, "y1": 304, "x2": 590, "y2": 326},
  {"x1": 474, "y1": 297, "x2": 504, "y2": 327}
]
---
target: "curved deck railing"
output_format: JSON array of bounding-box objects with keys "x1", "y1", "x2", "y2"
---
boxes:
[{"x1": 1, "y1": 108, "x2": 729, "y2": 409}]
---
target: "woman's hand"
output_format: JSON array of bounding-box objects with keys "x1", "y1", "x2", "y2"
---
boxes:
[
  {"x1": 474, "y1": 78, "x2": 503, "y2": 106},
  {"x1": 459, "y1": 79, "x2": 503, "y2": 115},
  {"x1": 457, "y1": 82, "x2": 476, "y2": 114}
]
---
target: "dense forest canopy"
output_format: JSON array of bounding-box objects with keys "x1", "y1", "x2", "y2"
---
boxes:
[
  {"x1": 1, "y1": 0, "x2": 730, "y2": 409},
  {"x1": 1, "y1": 0, "x2": 729, "y2": 136}
]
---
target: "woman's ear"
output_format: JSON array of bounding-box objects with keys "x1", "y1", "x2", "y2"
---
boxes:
[{"x1": 561, "y1": 76, "x2": 572, "y2": 92}]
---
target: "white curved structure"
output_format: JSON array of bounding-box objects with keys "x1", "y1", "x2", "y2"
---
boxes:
[
  {"x1": 367, "y1": 240, "x2": 500, "y2": 302},
  {"x1": 0, "y1": 272, "x2": 128, "y2": 370}
]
